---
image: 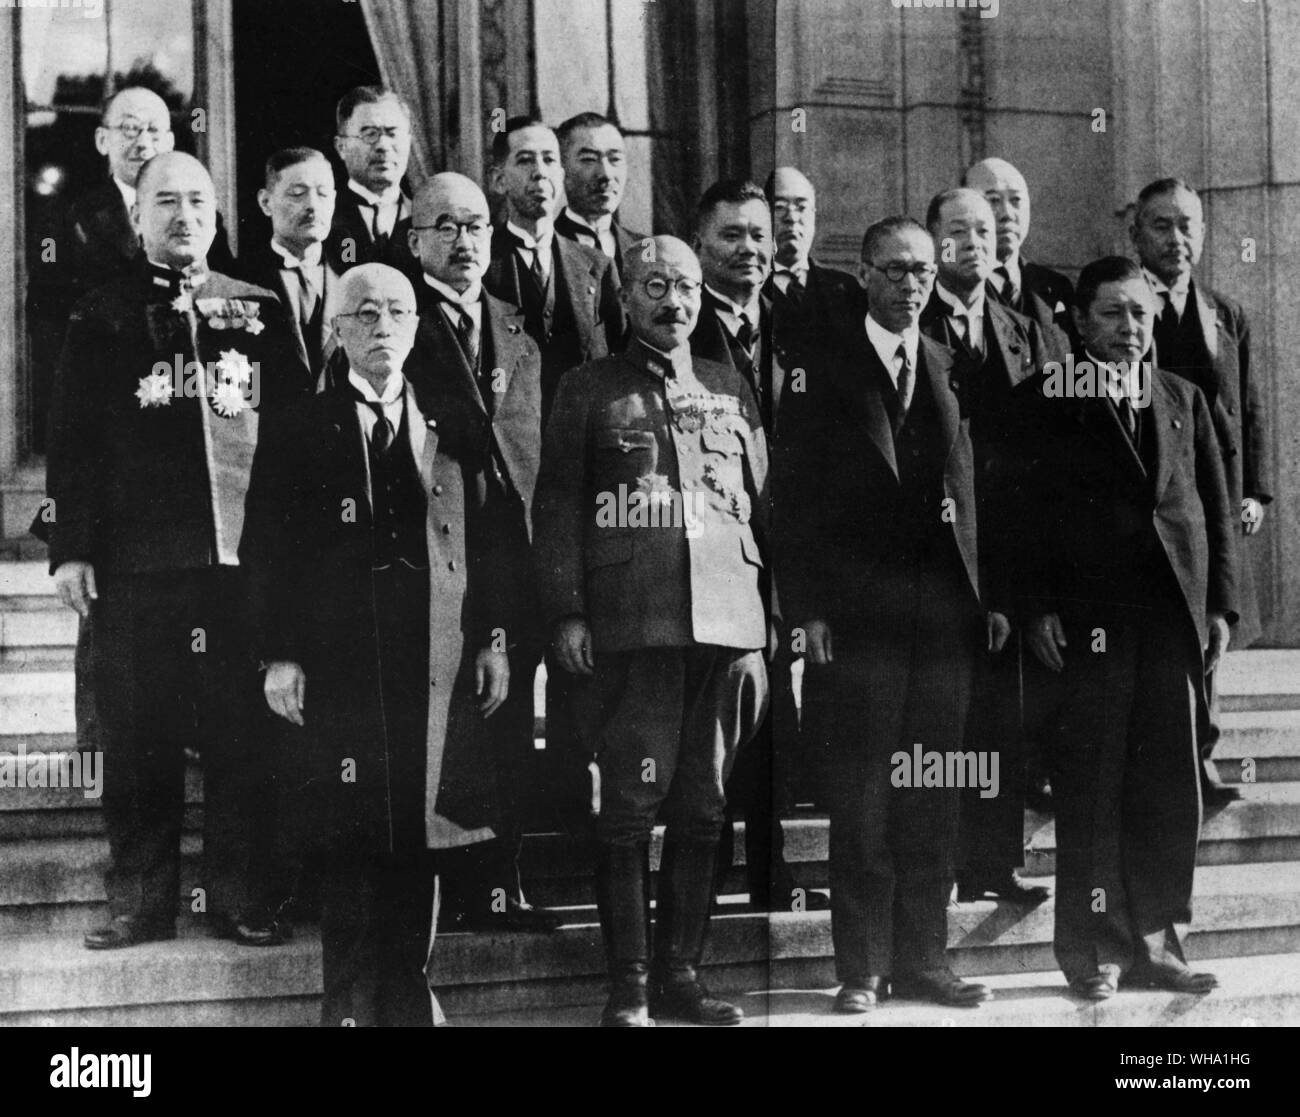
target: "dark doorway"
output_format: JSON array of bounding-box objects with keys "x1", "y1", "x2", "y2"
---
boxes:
[{"x1": 231, "y1": 0, "x2": 382, "y2": 252}]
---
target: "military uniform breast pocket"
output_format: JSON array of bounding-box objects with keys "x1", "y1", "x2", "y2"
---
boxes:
[{"x1": 593, "y1": 426, "x2": 658, "y2": 485}]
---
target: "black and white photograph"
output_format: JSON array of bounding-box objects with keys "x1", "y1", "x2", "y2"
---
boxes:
[{"x1": 0, "y1": 0, "x2": 1296, "y2": 1058}]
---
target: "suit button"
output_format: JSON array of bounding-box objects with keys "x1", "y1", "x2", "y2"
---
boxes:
[
  {"x1": 390, "y1": 531, "x2": 398, "y2": 539},
  {"x1": 433, "y1": 484, "x2": 443, "y2": 496},
  {"x1": 430, "y1": 678, "x2": 437, "y2": 688},
  {"x1": 1228, "y1": 405, "x2": 1236, "y2": 415},
  {"x1": 442, "y1": 523, "x2": 451, "y2": 534}
]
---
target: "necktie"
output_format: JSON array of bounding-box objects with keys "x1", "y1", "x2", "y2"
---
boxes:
[
  {"x1": 995, "y1": 265, "x2": 1018, "y2": 306},
  {"x1": 361, "y1": 398, "x2": 394, "y2": 455},
  {"x1": 1117, "y1": 394, "x2": 1138, "y2": 444},
  {"x1": 530, "y1": 243, "x2": 548, "y2": 289},
  {"x1": 295, "y1": 267, "x2": 319, "y2": 328},
  {"x1": 453, "y1": 305, "x2": 480, "y2": 369},
  {"x1": 895, "y1": 342, "x2": 915, "y2": 417},
  {"x1": 1154, "y1": 290, "x2": 1179, "y2": 365},
  {"x1": 369, "y1": 203, "x2": 391, "y2": 249},
  {"x1": 736, "y1": 313, "x2": 756, "y2": 361}
]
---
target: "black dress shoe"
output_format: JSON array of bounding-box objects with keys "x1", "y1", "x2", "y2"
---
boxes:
[
  {"x1": 892, "y1": 969, "x2": 993, "y2": 1007},
  {"x1": 601, "y1": 966, "x2": 654, "y2": 1028},
  {"x1": 834, "y1": 977, "x2": 886, "y2": 1014},
  {"x1": 1121, "y1": 957, "x2": 1218, "y2": 994},
  {"x1": 1067, "y1": 965, "x2": 1121, "y2": 1001},
  {"x1": 210, "y1": 913, "x2": 291, "y2": 947},
  {"x1": 650, "y1": 979, "x2": 744, "y2": 1025},
  {"x1": 84, "y1": 915, "x2": 176, "y2": 951},
  {"x1": 957, "y1": 872, "x2": 1051, "y2": 905},
  {"x1": 454, "y1": 897, "x2": 563, "y2": 933}
]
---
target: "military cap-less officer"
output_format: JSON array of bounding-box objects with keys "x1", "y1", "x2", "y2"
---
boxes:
[{"x1": 534, "y1": 236, "x2": 771, "y2": 1027}]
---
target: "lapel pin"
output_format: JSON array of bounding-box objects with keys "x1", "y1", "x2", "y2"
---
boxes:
[{"x1": 1172, "y1": 419, "x2": 1182, "y2": 429}]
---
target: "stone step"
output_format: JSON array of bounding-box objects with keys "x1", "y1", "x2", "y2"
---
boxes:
[
  {"x1": 1, "y1": 862, "x2": 1296, "y2": 1023},
  {"x1": 1214, "y1": 710, "x2": 1300, "y2": 782},
  {"x1": 452, "y1": 952, "x2": 1300, "y2": 1028},
  {"x1": 0, "y1": 561, "x2": 54, "y2": 599}
]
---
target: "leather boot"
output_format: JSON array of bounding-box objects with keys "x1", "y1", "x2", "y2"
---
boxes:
[
  {"x1": 594, "y1": 842, "x2": 653, "y2": 1027},
  {"x1": 651, "y1": 839, "x2": 743, "y2": 1025}
]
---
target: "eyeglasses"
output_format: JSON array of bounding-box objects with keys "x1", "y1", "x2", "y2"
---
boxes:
[
  {"x1": 336, "y1": 306, "x2": 417, "y2": 328},
  {"x1": 339, "y1": 126, "x2": 409, "y2": 147},
  {"x1": 865, "y1": 262, "x2": 938, "y2": 284},
  {"x1": 772, "y1": 200, "x2": 813, "y2": 216},
  {"x1": 412, "y1": 219, "x2": 492, "y2": 243},
  {"x1": 104, "y1": 122, "x2": 170, "y2": 142},
  {"x1": 642, "y1": 276, "x2": 701, "y2": 300}
]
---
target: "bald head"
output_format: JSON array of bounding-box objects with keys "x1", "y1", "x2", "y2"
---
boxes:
[
  {"x1": 964, "y1": 157, "x2": 1030, "y2": 262},
  {"x1": 132, "y1": 152, "x2": 216, "y2": 272},
  {"x1": 332, "y1": 264, "x2": 419, "y2": 387},
  {"x1": 766, "y1": 166, "x2": 817, "y2": 268},
  {"x1": 96, "y1": 86, "x2": 175, "y2": 186},
  {"x1": 621, "y1": 236, "x2": 703, "y2": 352},
  {"x1": 408, "y1": 172, "x2": 493, "y2": 291}
]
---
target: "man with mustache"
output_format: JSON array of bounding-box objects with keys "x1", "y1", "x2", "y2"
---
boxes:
[
  {"x1": 554, "y1": 111, "x2": 647, "y2": 283},
  {"x1": 921, "y1": 187, "x2": 1062, "y2": 906},
  {"x1": 45, "y1": 151, "x2": 305, "y2": 952},
  {"x1": 402, "y1": 173, "x2": 559, "y2": 933},
  {"x1": 1130, "y1": 178, "x2": 1270, "y2": 804},
  {"x1": 691, "y1": 179, "x2": 828, "y2": 915},
  {"x1": 326, "y1": 86, "x2": 418, "y2": 280},
  {"x1": 1020, "y1": 256, "x2": 1237, "y2": 999},
  {"x1": 236, "y1": 147, "x2": 341, "y2": 384},
  {"x1": 776, "y1": 216, "x2": 991, "y2": 1012},
  {"x1": 535, "y1": 236, "x2": 769, "y2": 1026}
]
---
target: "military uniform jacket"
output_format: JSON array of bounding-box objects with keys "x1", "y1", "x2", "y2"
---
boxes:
[
  {"x1": 45, "y1": 266, "x2": 308, "y2": 576},
  {"x1": 534, "y1": 340, "x2": 771, "y2": 654}
]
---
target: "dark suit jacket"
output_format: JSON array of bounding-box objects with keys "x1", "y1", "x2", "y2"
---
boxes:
[
  {"x1": 553, "y1": 210, "x2": 648, "y2": 282},
  {"x1": 240, "y1": 377, "x2": 511, "y2": 847},
  {"x1": 920, "y1": 288, "x2": 1061, "y2": 615},
  {"x1": 987, "y1": 256, "x2": 1076, "y2": 347},
  {"x1": 775, "y1": 327, "x2": 981, "y2": 635},
  {"x1": 234, "y1": 240, "x2": 342, "y2": 380},
  {"x1": 691, "y1": 289, "x2": 785, "y2": 438},
  {"x1": 44, "y1": 267, "x2": 309, "y2": 575},
  {"x1": 534, "y1": 340, "x2": 770, "y2": 654},
  {"x1": 324, "y1": 183, "x2": 419, "y2": 279},
  {"x1": 1019, "y1": 362, "x2": 1239, "y2": 653},
  {"x1": 484, "y1": 224, "x2": 624, "y2": 415},
  {"x1": 406, "y1": 285, "x2": 545, "y2": 651},
  {"x1": 763, "y1": 259, "x2": 865, "y2": 380}
]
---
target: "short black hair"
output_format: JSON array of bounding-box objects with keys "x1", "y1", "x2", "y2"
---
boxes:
[
  {"x1": 696, "y1": 179, "x2": 768, "y2": 231},
  {"x1": 491, "y1": 115, "x2": 553, "y2": 167},
  {"x1": 924, "y1": 187, "x2": 989, "y2": 234},
  {"x1": 557, "y1": 111, "x2": 621, "y2": 152},
  {"x1": 1133, "y1": 177, "x2": 1200, "y2": 222},
  {"x1": 264, "y1": 146, "x2": 329, "y2": 190},
  {"x1": 860, "y1": 215, "x2": 928, "y2": 262},
  {"x1": 1073, "y1": 255, "x2": 1147, "y2": 313},
  {"x1": 336, "y1": 86, "x2": 410, "y2": 134}
]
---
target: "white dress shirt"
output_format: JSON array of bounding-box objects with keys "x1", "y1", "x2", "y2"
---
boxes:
[
  {"x1": 864, "y1": 313, "x2": 919, "y2": 393},
  {"x1": 563, "y1": 207, "x2": 617, "y2": 260},
  {"x1": 348, "y1": 369, "x2": 405, "y2": 441},
  {"x1": 1142, "y1": 266, "x2": 1190, "y2": 319},
  {"x1": 934, "y1": 281, "x2": 986, "y2": 353},
  {"x1": 506, "y1": 220, "x2": 554, "y2": 280},
  {"x1": 704, "y1": 285, "x2": 762, "y2": 341},
  {"x1": 348, "y1": 179, "x2": 404, "y2": 240},
  {"x1": 422, "y1": 274, "x2": 483, "y2": 334}
]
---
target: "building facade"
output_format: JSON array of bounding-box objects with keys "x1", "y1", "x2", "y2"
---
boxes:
[{"x1": 2, "y1": 0, "x2": 1296, "y2": 640}]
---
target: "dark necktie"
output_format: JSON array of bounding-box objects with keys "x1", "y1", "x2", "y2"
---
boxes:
[
  {"x1": 530, "y1": 244, "x2": 548, "y2": 291},
  {"x1": 736, "y1": 314, "x2": 757, "y2": 363},
  {"x1": 359, "y1": 397, "x2": 394, "y2": 455},
  {"x1": 895, "y1": 342, "x2": 915, "y2": 418},
  {"x1": 451, "y1": 304, "x2": 480, "y2": 369},
  {"x1": 995, "y1": 265, "x2": 1019, "y2": 306},
  {"x1": 1154, "y1": 290, "x2": 1180, "y2": 366},
  {"x1": 369, "y1": 204, "x2": 390, "y2": 251},
  {"x1": 1117, "y1": 394, "x2": 1139, "y2": 445}
]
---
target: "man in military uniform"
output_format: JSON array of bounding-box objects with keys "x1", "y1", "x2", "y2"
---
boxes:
[
  {"x1": 535, "y1": 236, "x2": 770, "y2": 1027},
  {"x1": 46, "y1": 151, "x2": 306, "y2": 950}
]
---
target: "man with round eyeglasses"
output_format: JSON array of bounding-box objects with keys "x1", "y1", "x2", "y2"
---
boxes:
[{"x1": 536, "y1": 236, "x2": 770, "y2": 1027}]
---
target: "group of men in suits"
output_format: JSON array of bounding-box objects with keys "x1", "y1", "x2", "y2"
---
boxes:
[{"x1": 32, "y1": 74, "x2": 1268, "y2": 1025}]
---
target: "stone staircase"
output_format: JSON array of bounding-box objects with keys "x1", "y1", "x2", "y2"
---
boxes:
[{"x1": 2, "y1": 557, "x2": 1299, "y2": 1027}]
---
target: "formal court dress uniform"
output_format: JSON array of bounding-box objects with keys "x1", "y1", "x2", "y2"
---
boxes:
[
  {"x1": 241, "y1": 365, "x2": 515, "y2": 1025},
  {"x1": 45, "y1": 260, "x2": 306, "y2": 945},
  {"x1": 777, "y1": 318, "x2": 986, "y2": 1000},
  {"x1": 1020, "y1": 356, "x2": 1238, "y2": 988},
  {"x1": 534, "y1": 337, "x2": 770, "y2": 1024}
]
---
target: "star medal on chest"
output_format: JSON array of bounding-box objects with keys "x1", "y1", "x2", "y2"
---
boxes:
[{"x1": 209, "y1": 350, "x2": 255, "y2": 417}]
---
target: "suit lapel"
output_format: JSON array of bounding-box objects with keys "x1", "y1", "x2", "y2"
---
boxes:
[
  {"x1": 1149, "y1": 375, "x2": 1182, "y2": 503},
  {"x1": 267, "y1": 260, "x2": 311, "y2": 373},
  {"x1": 404, "y1": 380, "x2": 438, "y2": 496},
  {"x1": 555, "y1": 237, "x2": 597, "y2": 351},
  {"x1": 1190, "y1": 281, "x2": 1220, "y2": 364},
  {"x1": 985, "y1": 301, "x2": 1033, "y2": 387},
  {"x1": 830, "y1": 325, "x2": 898, "y2": 481},
  {"x1": 918, "y1": 337, "x2": 961, "y2": 461},
  {"x1": 1075, "y1": 391, "x2": 1147, "y2": 480},
  {"x1": 484, "y1": 294, "x2": 528, "y2": 405}
]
